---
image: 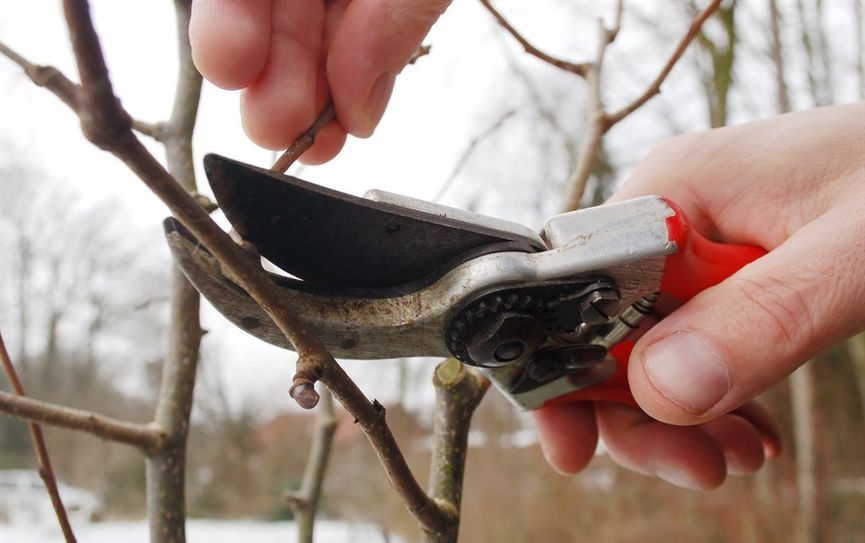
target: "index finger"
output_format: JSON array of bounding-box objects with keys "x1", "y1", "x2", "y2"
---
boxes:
[{"x1": 190, "y1": 0, "x2": 273, "y2": 90}]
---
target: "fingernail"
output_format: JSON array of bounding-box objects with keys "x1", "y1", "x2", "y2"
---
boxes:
[
  {"x1": 655, "y1": 466, "x2": 702, "y2": 490},
  {"x1": 362, "y1": 71, "x2": 396, "y2": 136},
  {"x1": 642, "y1": 331, "x2": 731, "y2": 415}
]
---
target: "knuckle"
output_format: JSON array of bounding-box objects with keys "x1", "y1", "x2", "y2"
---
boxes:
[{"x1": 731, "y1": 275, "x2": 816, "y2": 348}]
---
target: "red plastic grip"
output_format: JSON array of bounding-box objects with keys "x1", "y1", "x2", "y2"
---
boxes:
[
  {"x1": 546, "y1": 198, "x2": 766, "y2": 409},
  {"x1": 657, "y1": 198, "x2": 767, "y2": 302}
]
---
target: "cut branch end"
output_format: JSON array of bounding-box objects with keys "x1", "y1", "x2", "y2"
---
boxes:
[{"x1": 290, "y1": 380, "x2": 321, "y2": 410}]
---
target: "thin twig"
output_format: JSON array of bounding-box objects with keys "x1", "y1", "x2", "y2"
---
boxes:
[
  {"x1": 1, "y1": 333, "x2": 76, "y2": 543},
  {"x1": 285, "y1": 386, "x2": 338, "y2": 543},
  {"x1": 0, "y1": 40, "x2": 169, "y2": 141},
  {"x1": 273, "y1": 41, "x2": 430, "y2": 179},
  {"x1": 560, "y1": 0, "x2": 722, "y2": 211},
  {"x1": 0, "y1": 40, "x2": 79, "y2": 111},
  {"x1": 479, "y1": 0, "x2": 589, "y2": 77},
  {"x1": 132, "y1": 119, "x2": 166, "y2": 141},
  {"x1": 561, "y1": 15, "x2": 619, "y2": 212},
  {"x1": 0, "y1": 391, "x2": 165, "y2": 451},
  {"x1": 409, "y1": 44, "x2": 432, "y2": 65},
  {"x1": 46, "y1": 1, "x2": 451, "y2": 534},
  {"x1": 605, "y1": 0, "x2": 722, "y2": 126},
  {"x1": 271, "y1": 103, "x2": 336, "y2": 173}
]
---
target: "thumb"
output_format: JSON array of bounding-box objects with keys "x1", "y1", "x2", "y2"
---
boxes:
[
  {"x1": 629, "y1": 205, "x2": 865, "y2": 425},
  {"x1": 326, "y1": 0, "x2": 451, "y2": 137}
]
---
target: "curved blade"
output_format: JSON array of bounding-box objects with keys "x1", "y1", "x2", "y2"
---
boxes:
[
  {"x1": 205, "y1": 154, "x2": 542, "y2": 291},
  {"x1": 163, "y1": 218, "x2": 451, "y2": 359}
]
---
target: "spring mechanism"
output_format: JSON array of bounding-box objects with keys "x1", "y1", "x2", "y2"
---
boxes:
[{"x1": 591, "y1": 292, "x2": 659, "y2": 349}]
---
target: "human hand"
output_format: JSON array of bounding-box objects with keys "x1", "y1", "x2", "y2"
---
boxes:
[
  {"x1": 189, "y1": 0, "x2": 450, "y2": 163},
  {"x1": 535, "y1": 103, "x2": 865, "y2": 489}
]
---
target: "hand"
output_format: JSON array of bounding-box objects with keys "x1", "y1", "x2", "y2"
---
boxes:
[
  {"x1": 189, "y1": 0, "x2": 451, "y2": 163},
  {"x1": 535, "y1": 103, "x2": 865, "y2": 489}
]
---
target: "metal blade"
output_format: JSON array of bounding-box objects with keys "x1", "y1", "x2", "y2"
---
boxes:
[
  {"x1": 163, "y1": 218, "x2": 451, "y2": 359},
  {"x1": 205, "y1": 154, "x2": 542, "y2": 291}
]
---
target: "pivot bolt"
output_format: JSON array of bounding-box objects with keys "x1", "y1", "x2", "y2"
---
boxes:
[{"x1": 465, "y1": 312, "x2": 546, "y2": 368}]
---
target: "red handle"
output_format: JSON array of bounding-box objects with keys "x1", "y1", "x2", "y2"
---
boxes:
[{"x1": 547, "y1": 198, "x2": 766, "y2": 408}]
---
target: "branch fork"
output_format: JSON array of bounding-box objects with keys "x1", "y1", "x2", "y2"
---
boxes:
[{"x1": 480, "y1": 0, "x2": 722, "y2": 210}]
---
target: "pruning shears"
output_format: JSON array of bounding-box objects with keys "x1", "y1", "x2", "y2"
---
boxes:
[{"x1": 165, "y1": 155, "x2": 765, "y2": 410}]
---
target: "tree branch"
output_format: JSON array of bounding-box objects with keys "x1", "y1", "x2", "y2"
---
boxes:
[
  {"x1": 271, "y1": 103, "x2": 336, "y2": 173},
  {"x1": 132, "y1": 119, "x2": 166, "y2": 141},
  {"x1": 479, "y1": 0, "x2": 589, "y2": 77},
  {"x1": 285, "y1": 386, "x2": 338, "y2": 543},
  {"x1": 139, "y1": 2, "x2": 207, "y2": 540},
  {"x1": 0, "y1": 391, "x2": 165, "y2": 451},
  {"x1": 561, "y1": 14, "x2": 620, "y2": 212},
  {"x1": 319, "y1": 370, "x2": 451, "y2": 532},
  {"x1": 423, "y1": 360, "x2": 490, "y2": 543},
  {"x1": 560, "y1": 0, "x2": 721, "y2": 211},
  {"x1": 271, "y1": 42, "x2": 431, "y2": 174},
  {"x1": 0, "y1": 40, "x2": 79, "y2": 111},
  {"x1": 409, "y1": 44, "x2": 433, "y2": 65},
  {"x1": 605, "y1": 0, "x2": 722, "y2": 126},
  {"x1": 1, "y1": 333, "x2": 76, "y2": 543},
  {"x1": 0, "y1": 40, "x2": 172, "y2": 142}
]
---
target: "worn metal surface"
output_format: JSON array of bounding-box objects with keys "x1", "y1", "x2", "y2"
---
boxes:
[
  {"x1": 364, "y1": 189, "x2": 546, "y2": 250},
  {"x1": 205, "y1": 154, "x2": 542, "y2": 291}
]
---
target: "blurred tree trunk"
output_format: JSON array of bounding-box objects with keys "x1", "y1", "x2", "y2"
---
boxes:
[
  {"x1": 693, "y1": 0, "x2": 736, "y2": 127},
  {"x1": 769, "y1": 3, "x2": 813, "y2": 541}
]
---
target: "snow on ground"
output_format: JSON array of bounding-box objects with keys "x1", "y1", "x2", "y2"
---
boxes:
[{"x1": 0, "y1": 519, "x2": 400, "y2": 543}]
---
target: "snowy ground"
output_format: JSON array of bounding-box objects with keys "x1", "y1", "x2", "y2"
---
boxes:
[{"x1": 0, "y1": 519, "x2": 399, "y2": 543}]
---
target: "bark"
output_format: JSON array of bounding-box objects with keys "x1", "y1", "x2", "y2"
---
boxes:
[
  {"x1": 286, "y1": 387, "x2": 337, "y2": 543},
  {"x1": 144, "y1": 2, "x2": 203, "y2": 541},
  {"x1": 422, "y1": 360, "x2": 489, "y2": 543},
  {"x1": 146, "y1": 266, "x2": 201, "y2": 542},
  {"x1": 0, "y1": 392, "x2": 164, "y2": 450}
]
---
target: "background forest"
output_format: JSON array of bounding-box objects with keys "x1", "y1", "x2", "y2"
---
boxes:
[{"x1": 1, "y1": 0, "x2": 863, "y2": 542}]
